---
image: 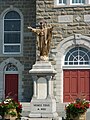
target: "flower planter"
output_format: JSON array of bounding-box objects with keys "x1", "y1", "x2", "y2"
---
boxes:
[
  {"x1": 0, "y1": 97, "x2": 22, "y2": 119},
  {"x1": 65, "y1": 98, "x2": 89, "y2": 120},
  {"x1": 4, "y1": 115, "x2": 17, "y2": 120},
  {"x1": 4, "y1": 109, "x2": 17, "y2": 120},
  {"x1": 72, "y1": 113, "x2": 86, "y2": 120}
]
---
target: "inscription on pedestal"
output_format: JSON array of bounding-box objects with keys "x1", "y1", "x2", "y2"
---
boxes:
[{"x1": 31, "y1": 103, "x2": 51, "y2": 113}]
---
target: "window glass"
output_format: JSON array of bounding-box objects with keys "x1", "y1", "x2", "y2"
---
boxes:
[
  {"x1": 6, "y1": 63, "x2": 18, "y2": 71},
  {"x1": 4, "y1": 11, "x2": 21, "y2": 54},
  {"x1": 4, "y1": 20, "x2": 21, "y2": 31},
  {"x1": 59, "y1": 0, "x2": 66, "y2": 4},
  {"x1": 59, "y1": 0, "x2": 62, "y2": 3},
  {"x1": 4, "y1": 11, "x2": 20, "y2": 19},
  {"x1": 72, "y1": 0, "x2": 85, "y2": 3},
  {"x1": 4, "y1": 33, "x2": 20, "y2": 43},
  {"x1": 57, "y1": 0, "x2": 86, "y2": 5},
  {"x1": 4, "y1": 45, "x2": 20, "y2": 53},
  {"x1": 64, "y1": 47, "x2": 90, "y2": 65}
]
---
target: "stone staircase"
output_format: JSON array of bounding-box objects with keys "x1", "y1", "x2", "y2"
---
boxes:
[
  {"x1": 21, "y1": 102, "x2": 90, "y2": 120},
  {"x1": 56, "y1": 102, "x2": 66, "y2": 118},
  {"x1": 21, "y1": 102, "x2": 31, "y2": 117},
  {"x1": 21, "y1": 102, "x2": 65, "y2": 120}
]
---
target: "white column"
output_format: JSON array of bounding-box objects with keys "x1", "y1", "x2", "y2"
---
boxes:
[
  {"x1": 48, "y1": 78, "x2": 52, "y2": 97},
  {"x1": 33, "y1": 79, "x2": 37, "y2": 97},
  {"x1": 47, "y1": 76, "x2": 54, "y2": 97},
  {"x1": 51, "y1": 80, "x2": 53, "y2": 97}
]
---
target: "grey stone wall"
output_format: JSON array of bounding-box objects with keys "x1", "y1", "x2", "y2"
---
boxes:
[
  {"x1": 0, "y1": 0, "x2": 36, "y2": 102},
  {"x1": 36, "y1": 0, "x2": 90, "y2": 103},
  {"x1": 36, "y1": 0, "x2": 90, "y2": 49}
]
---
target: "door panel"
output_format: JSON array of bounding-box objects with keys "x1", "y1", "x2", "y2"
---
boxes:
[
  {"x1": 5, "y1": 74, "x2": 18, "y2": 101},
  {"x1": 78, "y1": 70, "x2": 90, "y2": 100},
  {"x1": 63, "y1": 71, "x2": 70, "y2": 101},
  {"x1": 63, "y1": 70, "x2": 90, "y2": 102}
]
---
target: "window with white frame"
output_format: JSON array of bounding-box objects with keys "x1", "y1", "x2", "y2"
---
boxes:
[
  {"x1": 64, "y1": 47, "x2": 90, "y2": 65},
  {"x1": 56, "y1": 0, "x2": 88, "y2": 5},
  {"x1": 58, "y1": 0, "x2": 66, "y2": 4},
  {"x1": 4, "y1": 11, "x2": 21, "y2": 54},
  {"x1": 72, "y1": 0, "x2": 85, "y2": 4},
  {"x1": 6, "y1": 63, "x2": 18, "y2": 71}
]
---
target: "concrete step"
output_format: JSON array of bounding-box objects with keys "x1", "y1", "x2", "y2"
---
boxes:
[
  {"x1": 21, "y1": 102, "x2": 31, "y2": 117},
  {"x1": 56, "y1": 103, "x2": 66, "y2": 112},
  {"x1": 21, "y1": 118, "x2": 52, "y2": 120}
]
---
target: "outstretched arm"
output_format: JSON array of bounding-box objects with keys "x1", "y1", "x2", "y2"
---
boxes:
[
  {"x1": 28, "y1": 26, "x2": 33, "y2": 30},
  {"x1": 28, "y1": 26, "x2": 37, "y2": 33},
  {"x1": 28, "y1": 26, "x2": 40, "y2": 35}
]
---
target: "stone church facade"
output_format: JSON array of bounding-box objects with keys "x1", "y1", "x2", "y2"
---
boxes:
[
  {"x1": 36, "y1": 0, "x2": 90, "y2": 111},
  {"x1": 0, "y1": 0, "x2": 36, "y2": 102},
  {"x1": 0, "y1": 0, "x2": 90, "y2": 114}
]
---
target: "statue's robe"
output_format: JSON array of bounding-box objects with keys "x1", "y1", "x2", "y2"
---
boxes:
[{"x1": 31, "y1": 26, "x2": 53, "y2": 58}]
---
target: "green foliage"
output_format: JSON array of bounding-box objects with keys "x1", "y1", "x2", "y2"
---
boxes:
[
  {"x1": 0, "y1": 97, "x2": 22, "y2": 118},
  {"x1": 65, "y1": 98, "x2": 89, "y2": 119},
  {"x1": 8, "y1": 110, "x2": 17, "y2": 117}
]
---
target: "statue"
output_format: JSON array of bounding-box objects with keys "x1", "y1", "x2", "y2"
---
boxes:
[{"x1": 28, "y1": 20, "x2": 53, "y2": 61}]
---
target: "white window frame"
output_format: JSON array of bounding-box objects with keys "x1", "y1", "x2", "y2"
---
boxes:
[
  {"x1": 55, "y1": 0, "x2": 89, "y2": 5},
  {"x1": 5, "y1": 63, "x2": 18, "y2": 74},
  {"x1": 58, "y1": 0, "x2": 66, "y2": 5},
  {"x1": 71, "y1": 0, "x2": 85, "y2": 5},
  {"x1": 3, "y1": 11, "x2": 22, "y2": 54},
  {"x1": 64, "y1": 47, "x2": 90, "y2": 66}
]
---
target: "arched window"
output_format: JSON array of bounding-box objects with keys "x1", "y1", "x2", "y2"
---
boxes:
[
  {"x1": 64, "y1": 47, "x2": 90, "y2": 65},
  {"x1": 5, "y1": 63, "x2": 18, "y2": 71},
  {"x1": 4, "y1": 11, "x2": 21, "y2": 54}
]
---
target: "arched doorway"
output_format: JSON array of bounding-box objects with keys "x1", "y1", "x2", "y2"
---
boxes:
[
  {"x1": 5, "y1": 63, "x2": 18, "y2": 101},
  {"x1": 55, "y1": 34, "x2": 90, "y2": 103},
  {"x1": 63, "y1": 47, "x2": 90, "y2": 102}
]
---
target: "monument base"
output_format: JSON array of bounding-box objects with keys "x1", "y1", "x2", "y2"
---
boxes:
[
  {"x1": 29, "y1": 97, "x2": 58, "y2": 118},
  {"x1": 29, "y1": 61, "x2": 56, "y2": 74},
  {"x1": 29, "y1": 61, "x2": 58, "y2": 119}
]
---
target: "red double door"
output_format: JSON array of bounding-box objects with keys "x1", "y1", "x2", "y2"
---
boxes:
[
  {"x1": 63, "y1": 70, "x2": 90, "y2": 102},
  {"x1": 5, "y1": 74, "x2": 18, "y2": 101}
]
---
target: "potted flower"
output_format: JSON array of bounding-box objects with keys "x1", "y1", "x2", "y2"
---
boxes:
[
  {"x1": 65, "y1": 98, "x2": 90, "y2": 120},
  {"x1": 0, "y1": 97, "x2": 22, "y2": 119}
]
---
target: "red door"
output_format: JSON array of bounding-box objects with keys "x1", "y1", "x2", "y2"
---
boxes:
[
  {"x1": 63, "y1": 70, "x2": 90, "y2": 102},
  {"x1": 5, "y1": 74, "x2": 18, "y2": 101}
]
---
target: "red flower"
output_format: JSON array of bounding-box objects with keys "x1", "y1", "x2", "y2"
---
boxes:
[{"x1": 75, "y1": 103, "x2": 81, "y2": 108}]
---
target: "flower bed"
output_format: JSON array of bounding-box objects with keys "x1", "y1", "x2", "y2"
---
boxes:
[
  {"x1": 65, "y1": 98, "x2": 90, "y2": 120},
  {"x1": 0, "y1": 97, "x2": 22, "y2": 119}
]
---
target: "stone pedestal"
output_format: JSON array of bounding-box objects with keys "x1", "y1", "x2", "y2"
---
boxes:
[{"x1": 29, "y1": 61, "x2": 58, "y2": 118}]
